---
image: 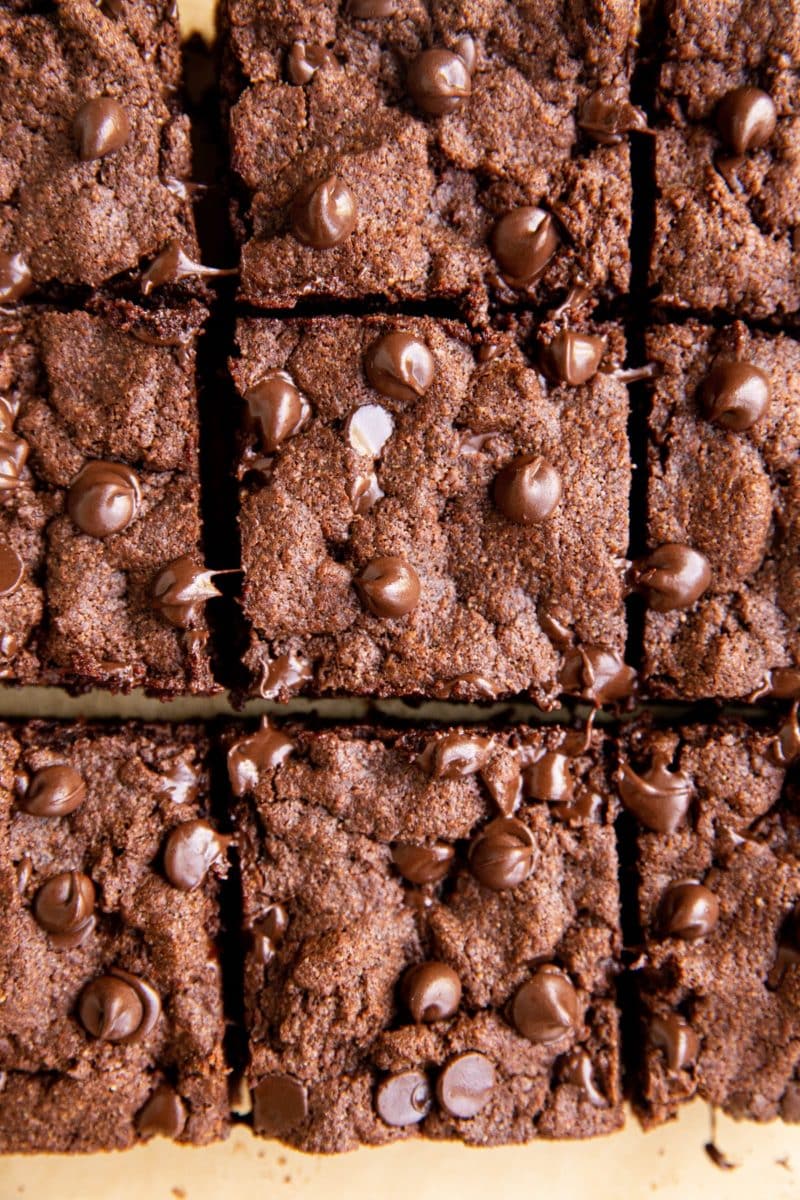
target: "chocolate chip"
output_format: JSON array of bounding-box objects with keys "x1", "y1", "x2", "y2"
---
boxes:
[
  {"x1": 355, "y1": 556, "x2": 420, "y2": 618},
  {"x1": 490, "y1": 208, "x2": 559, "y2": 288},
  {"x1": 0, "y1": 436, "x2": 29, "y2": 491},
  {"x1": 524, "y1": 751, "x2": 573, "y2": 802},
  {"x1": 163, "y1": 820, "x2": 231, "y2": 891},
  {"x1": 402, "y1": 962, "x2": 462, "y2": 1023},
  {"x1": 648, "y1": 1013, "x2": 700, "y2": 1072},
  {"x1": 291, "y1": 176, "x2": 357, "y2": 248},
  {"x1": 287, "y1": 41, "x2": 331, "y2": 85},
  {"x1": 493, "y1": 454, "x2": 561, "y2": 523},
  {"x1": 73, "y1": 96, "x2": 130, "y2": 160},
  {"x1": 453, "y1": 34, "x2": 476, "y2": 74},
  {"x1": 79, "y1": 976, "x2": 143, "y2": 1042},
  {"x1": 21, "y1": 765, "x2": 86, "y2": 817},
  {"x1": 773, "y1": 706, "x2": 800, "y2": 766},
  {"x1": 375, "y1": 1071, "x2": 431, "y2": 1126},
  {"x1": 349, "y1": 0, "x2": 398, "y2": 14},
  {"x1": 716, "y1": 86, "x2": 776, "y2": 155},
  {"x1": 420, "y1": 731, "x2": 492, "y2": 779},
  {"x1": 0, "y1": 251, "x2": 33, "y2": 302},
  {"x1": 244, "y1": 371, "x2": 309, "y2": 453},
  {"x1": 540, "y1": 331, "x2": 606, "y2": 386},
  {"x1": 634, "y1": 544, "x2": 711, "y2": 612},
  {"x1": 558, "y1": 646, "x2": 636, "y2": 704},
  {"x1": 436, "y1": 1053, "x2": 495, "y2": 1119},
  {"x1": 618, "y1": 752, "x2": 694, "y2": 834},
  {"x1": 660, "y1": 880, "x2": 719, "y2": 940},
  {"x1": 33, "y1": 870, "x2": 95, "y2": 946},
  {"x1": 0, "y1": 543, "x2": 23, "y2": 597},
  {"x1": 257, "y1": 653, "x2": 312, "y2": 700},
  {"x1": 67, "y1": 461, "x2": 141, "y2": 538},
  {"x1": 481, "y1": 750, "x2": 522, "y2": 816},
  {"x1": 407, "y1": 49, "x2": 471, "y2": 115},
  {"x1": 364, "y1": 331, "x2": 435, "y2": 403},
  {"x1": 392, "y1": 841, "x2": 454, "y2": 885},
  {"x1": 699, "y1": 362, "x2": 770, "y2": 431},
  {"x1": 559, "y1": 1049, "x2": 607, "y2": 1107},
  {"x1": 578, "y1": 87, "x2": 648, "y2": 144},
  {"x1": 512, "y1": 966, "x2": 579, "y2": 1044},
  {"x1": 253, "y1": 904, "x2": 289, "y2": 964},
  {"x1": 347, "y1": 404, "x2": 394, "y2": 456},
  {"x1": 152, "y1": 556, "x2": 222, "y2": 628},
  {"x1": 252, "y1": 1074, "x2": 308, "y2": 1136},
  {"x1": 228, "y1": 719, "x2": 294, "y2": 797},
  {"x1": 468, "y1": 816, "x2": 535, "y2": 891},
  {"x1": 140, "y1": 241, "x2": 237, "y2": 295},
  {"x1": 768, "y1": 669, "x2": 800, "y2": 700},
  {"x1": 136, "y1": 1085, "x2": 188, "y2": 1140}
]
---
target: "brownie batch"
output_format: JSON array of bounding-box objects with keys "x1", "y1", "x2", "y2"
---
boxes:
[{"x1": 0, "y1": 0, "x2": 799, "y2": 1160}]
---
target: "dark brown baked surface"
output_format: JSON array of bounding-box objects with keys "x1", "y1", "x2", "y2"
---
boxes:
[
  {"x1": 621, "y1": 718, "x2": 800, "y2": 1126},
  {"x1": 221, "y1": 0, "x2": 636, "y2": 317},
  {"x1": 231, "y1": 314, "x2": 631, "y2": 706},
  {"x1": 230, "y1": 721, "x2": 622, "y2": 1151},
  {"x1": 0, "y1": 721, "x2": 230, "y2": 1152},
  {"x1": 0, "y1": 302, "x2": 217, "y2": 695}
]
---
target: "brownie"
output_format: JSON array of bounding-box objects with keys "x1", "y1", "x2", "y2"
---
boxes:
[
  {"x1": 221, "y1": 0, "x2": 638, "y2": 317},
  {"x1": 230, "y1": 314, "x2": 632, "y2": 706},
  {"x1": 0, "y1": 0, "x2": 199, "y2": 297},
  {"x1": 639, "y1": 321, "x2": 799, "y2": 702},
  {"x1": 0, "y1": 301, "x2": 219, "y2": 695},
  {"x1": 229, "y1": 720, "x2": 623, "y2": 1151},
  {"x1": 649, "y1": 0, "x2": 800, "y2": 318},
  {"x1": 0, "y1": 721, "x2": 231, "y2": 1152},
  {"x1": 620, "y1": 717, "x2": 800, "y2": 1126}
]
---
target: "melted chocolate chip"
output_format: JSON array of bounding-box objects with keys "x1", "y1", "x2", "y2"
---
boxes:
[
  {"x1": 0, "y1": 543, "x2": 23, "y2": 597},
  {"x1": 364, "y1": 332, "x2": 435, "y2": 402},
  {"x1": 635, "y1": 544, "x2": 711, "y2": 612},
  {"x1": 73, "y1": 97, "x2": 130, "y2": 160},
  {"x1": 291, "y1": 176, "x2": 357, "y2": 248},
  {"x1": 773, "y1": 706, "x2": 800, "y2": 766},
  {"x1": 163, "y1": 820, "x2": 231, "y2": 891},
  {"x1": 21, "y1": 765, "x2": 86, "y2": 817},
  {"x1": 618, "y1": 752, "x2": 694, "y2": 834},
  {"x1": 436, "y1": 1053, "x2": 495, "y2": 1119},
  {"x1": 493, "y1": 454, "x2": 561, "y2": 524},
  {"x1": 67, "y1": 461, "x2": 141, "y2": 538},
  {"x1": 349, "y1": 469, "x2": 384, "y2": 513},
  {"x1": 699, "y1": 362, "x2": 770, "y2": 431},
  {"x1": 375, "y1": 1070, "x2": 431, "y2": 1126},
  {"x1": 716, "y1": 86, "x2": 776, "y2": 155},
  {"x1": 392, "y1": 842, "x2": 454, "y2": 885},
  {"x1": 0, "y1": 436, "x2": 29, "y2": 491},
  {"x1": 355, "y1": 556, "x2": 420, "y2": 618},
  {"x1": 402, "y1": 962, "x2": 462, "y2": 1023},
  {"x1": 33, "y1": 870, "x2": 95, "y2": 946},
  {"x1": 252, "y1": 1074, "x2": 308, "y2": 1136},
  {"x1": 540, "y1": 331, "x2": 606, "y2": 386},
  {"x1": 79, "y1": 969, "x2": 161, "y2": 1043},
  {"x1": 253, "y1": 904, "x2": 289, "y2": 965},
  {"x1": 649, "y1": 1013, "x2": 700, "y2": 1072},
  {"x1": 141, "y1": 241, "x2": 237, "y2": 295},
  {"x1": 578, "y1": 87, "x2": 648, "y2": 144},
  {"x1": 349, "y1": 0, "x2": 398, "y2": 14},
  {"x1": 558, "y1": 646, "x2": 636, "y2": 704},
  {"x1": 559, "y1": 1049, "x2": 607, "y2": 1107},
  {"x1": 524, "y1": 751, "x2": 573, "y2": 802},
  {"x1": 136, "y1": 1086, "x2": 188, "y2": 1140},
  {"x1": 244, "y1": 371, "x2": 309, "y2": 453},
  {"x1": 491, "y1": 208, "x2": 559, "y2": 288},
  {"x1": 420, "y1": 731, "x2": 492, "y2": 779},
  {"x1": 0, "y1": 251, "x2": 33, "y2": 302},
  {"x1": 228, "y1": 719, "x2": 294, "y2": 797},
  {"x1": 287, "y1": 41, "x2": 331, "y2": 85},
  {"x1": 468, "y1": 816, "x2": 535, "y2": 891},
  {"x1": 512, "y1": 966, "x2": 579, "y2": 1044},
  {"x1": 152, "y1": 557, "x2": 221, "y2": 628},
  {"x1": 347, "y1": 404, "x2": 394, "y2": 456},
  {"x1": 257, "y1": 653, "x2": 313, "y2": 700},
  {"x1": 660, "y1": 880, "x2": 719, "y2": 940},
  {"x1": 407, "y1": 48, "x2": 471, "y2": 115}
]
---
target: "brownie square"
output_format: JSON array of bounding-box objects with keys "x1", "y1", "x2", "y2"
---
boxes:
[
  {"x1": 640, "y1": 321, "x2": 799, "y2": 702},
  {"x1": 0, "y1": 721, "x2": 230, "y2": 1152},
  {"x1": 221, "y1": 0, "x2": 638, "y2": 316},
  {"x1": 0, "y1": 301, "x2": 218, "y2": 695},
  {"x1": 231, "y1": 314, "x2": 632, "y2": 706},
  {"x1": 0, "y1": 0, "x2": 198, "y2": 296},
  {"x1": 649, "y1": 0, "x2": 800, "y2": 318},
  {"x1": 230, "y1": 720, "x2": 622, "y2": 1151},
  {"x1": 620, "y1": 717, "x2": 800, "y2": 1126}
]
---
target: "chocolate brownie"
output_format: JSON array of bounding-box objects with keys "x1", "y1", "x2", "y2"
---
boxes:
[
  {"x1": 638, "y1": 321, "x2": 799, "y2": 702},
  {"x1": 229, "y1": 720, "x2": 622, "y2": 1151},
  {"x1": 649, "y1": 0, "x2": 800, "y2": 318},
  {"x1": 0, "y1": 301, "x2": 219, "y2": 695},
  {"x1": 0, "y1": 721, "x2": 231, "y2": 1152},
  {"x1": 230, "y1": 314, "x2": 633, "y2": 706},
  {"x1": 221, "y1": 0, "x2": 639, "y2": 317},
  {"x1": 620, "y1": 717, "x2": 800, "y2": 1126},
  {"x1": 0, "y1": 0, "x2": 199, "y2": 297}
]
